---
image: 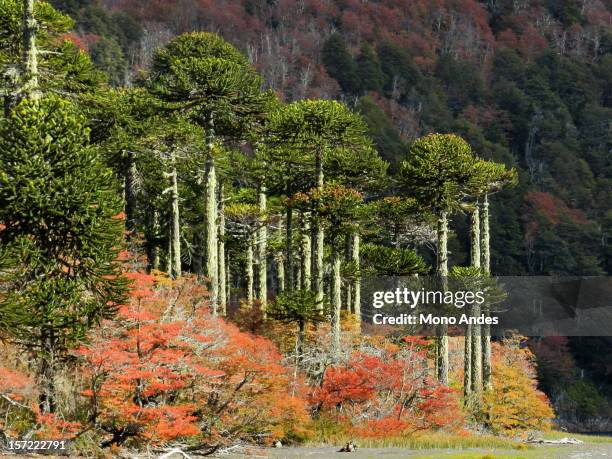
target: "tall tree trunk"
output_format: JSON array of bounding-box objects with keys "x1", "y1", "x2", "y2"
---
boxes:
[
  {"x1": 464, "y1": 332, "x2": 472, "y2": 398},
  {"x1": 204, "y1": 114, "x2": 218, "y2": 314},
  {"x1": 246, "y1": 234, "x2": 254, "y2": 305},
  {"x1": 218, "y1": 183, "x2": 226, "y2": 316},
  {"x1": 226, "y1": 249, "x2": 231, "y2": 307},
  {"x1": 170, "y1": 164, "x2": 181, "y2": 278},
  {"x1": 471, "y1": 303, "x2": 483, "y2": 394},
  {"x1": 166, "y1": 223, "x2": 172, "y2": 275},
  {"x1": 469, "y1": 203, "x2": 481, "y2": 394},
  {"x1": 124, "y1": 152, "x2": 138, "y2": 234},
  {"x1": 437, "y1": 210, "x2": 449, "y2": 385},
  {"x1": 344, "y1": 235, "x2": 352, "y2": 312},
  {"x1": 285, "y1": 206, "x2": 294, "y2": 290},
  {"x1": 276, "y1": 253, "x2": 285, "y2": 292},
  {"x1": 470, "y1": 203, "x2": 481, "y2": 269},
  {"x1": 313, "y1": 148, "x2": 325, "y2": 309},
  {"x1": 331, "y1": 236, "x2": 342, "y2": 356},
  {"x1": 352, "y1": 231, "x2": 361, "y2": 321},
  {"x1": 481, "y1": 194, "x2": 490, "y2": 273},
  {"x1": 481, "y1": 194, "x2": 493, "y2": 390},
  {"x1": 21, "y1": 0, "x2": 39, "y2": 99},
  {"x1": 146, "y1": 207, "x2": 160, "y2": 272},
  {"x1": 257, "y1": 185, "x2": 267, "y2": 305},
  {"x1": 205, "y1": 157, "x2": 218, "y2": 314}
]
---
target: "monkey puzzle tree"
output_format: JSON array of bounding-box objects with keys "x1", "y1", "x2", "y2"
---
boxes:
[
  {"x1": 0, "y1": 96, "x2": 127, "y2": 413},
  {"x1": 264, "y1": 100, "x2": 375, "y2": 306},
  {"x1": 400, "y1": 133, "x2": 481, "y2": 385},
  {"x1": 147, "y1": 32, "x2": 267, "y2": 311},
  {"x1": 1, "y1": 0, "x2": 105, "y2": 110},
  {"x1": 466, "y1": 159, "x2": 517, "y2": 391},
  {"x1": 267, "y1": 289, "x2": 330, "y2": 359},
  {"x1": 294, "y1": 183, "x2": 363, "y2": 355}
]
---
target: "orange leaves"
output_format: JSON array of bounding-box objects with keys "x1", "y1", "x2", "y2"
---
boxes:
[
  {"x1": 313, "y1": 342, "x2": 462, "y2": 437},
  {"x1": 77, "y1": 272, "x2": 309, "y2": 446},
  {"x1": 483, "y1": 341, "x2": 555, "y2": 434}
]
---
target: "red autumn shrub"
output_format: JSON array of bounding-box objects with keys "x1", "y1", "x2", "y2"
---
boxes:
[
  {"x1": 76, "y1": 272, "x2": 310, "y2": 448},
  {"x1": 313, "y1": 337, "x2": 462, "y2": 437}
]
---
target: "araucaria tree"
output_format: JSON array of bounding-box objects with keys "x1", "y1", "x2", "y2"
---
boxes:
[
  {"x1": 400, "y1": 133, "x2": 480, "y2": 385},
  {"x1": 264, "y1": 100, "x2": 377, "y2": 306},
  {"x1": 147, "y1": 32, "x2": 267, "y2": 312},
  {"x1": 0, "y1": 96, "x2": 127, "y2": 413}
]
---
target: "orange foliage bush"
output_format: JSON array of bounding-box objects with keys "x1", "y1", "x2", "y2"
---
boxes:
[
  {"x1": 483, "y1": 338, "x2": 555, "y2": 434},
  {"x1": 313, "y1": 337, "x2": 462, "y2": 437},
  {"x1": 76, "y1": 272, "x2": 310, "y2": 448}
]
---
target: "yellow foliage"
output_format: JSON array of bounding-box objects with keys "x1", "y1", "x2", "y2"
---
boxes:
[{"x1": 483, "y1": 340, "x2": 555, "y2": 434}]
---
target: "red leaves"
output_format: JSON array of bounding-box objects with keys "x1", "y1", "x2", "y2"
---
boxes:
[
  {"x1": 77, "y1": 272, "x2": 309, "y2": 446},
  {"x1": 313, "y1": 342, "x2": 462, "y2": 436}
]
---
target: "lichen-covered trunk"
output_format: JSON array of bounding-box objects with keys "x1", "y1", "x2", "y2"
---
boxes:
[
  {"x1": 170, "y1": 165, "x2": 181, "y2": 278},
  {"x1": 471, "y1": 302, "x2": 483, "y2": 394},
  {"x1": 469, "y1": 204, "x2": 482, "y2": 394},
  {"x1": 218, "y1": 183, "x2": 226, "y2": 316},
  {"x1": 313, "y1": 148, "x2": 325, "y2": 309},
  {"x1": 276, "y1": 253, "x2": 285, "y2": 293},
  {"x1": 301, "y1": 212, "x2": 311, "y2": 291},
  {"x1": 246, "y1": 234, "x2": 254, "y2": 305},
  {"x1": 470, "y1": 204, "x2": 481, "y2": 269},
  {"x1": 205, "y1": 157, "x2": 218, "y2": 314},
  {"x1": 464, "y1": 331, "x2": 472, "y2": 398},
  {"x1": 437, "y1": 210, "x2": 449, "y2": 385},
  {"x1": 146, "y1": 208, "x2": 160, "y2": 272},
  {"x1": 352, "y1": 231, "x2": 361, "y2": 321},
  {"x1": 257, "y1": 186, "x2": 267, "y2": 305},
  {"x1": 285, "y1": 206, "x2": 294, "y2": 290},
  {"x1": 481, "y1": 194, "x2": 492, "y2": 390},
  {"x1": 124, "y1": 152, "x2": 138, "y2": 233},
  {"x1": 331, "y1": 238, "x2": 342, "y2": 356},
  {"x1": 21, "y1": 0, "x2": 39, "y2": 99}
]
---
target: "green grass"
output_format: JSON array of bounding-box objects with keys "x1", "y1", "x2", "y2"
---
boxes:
[{"x1": 309, "y1": 430, "x2": 530, "y2": 451}]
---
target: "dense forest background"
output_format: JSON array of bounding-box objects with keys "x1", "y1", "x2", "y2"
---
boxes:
[{"x1": 48, "y1": 0, "x2": 611, "y2": 425}]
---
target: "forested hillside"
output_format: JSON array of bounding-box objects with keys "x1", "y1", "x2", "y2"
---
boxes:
[
  {"x1": 0, "y1": 0, "x2": 611, "y2": 454},
  {"x1": 54, "y1": 0, "x2": 611, "y2": 276},
  {"x1": 50, "y1": 0, "x2": 612, "y2": 421}
]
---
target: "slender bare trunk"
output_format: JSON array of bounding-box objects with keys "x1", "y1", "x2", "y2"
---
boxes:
[
  {"x1": 205, "y1": 158, "x2": 218, "y2": 314},
  {"x1": 470, "y1": 203, "x2": 481, "y2": 269},
  {"x1": 246, "y1": 234, "x2": 254, "y2": 305},
  {"x1": 170, "y1": 164, "x2": 181, "y2": 278},
  {"x1": 257, "y1": 185, "x2": 267, "y2": 305},
  {"x1": 331, "y1": 238, "x2": 342, "y2": 356},
  {"x1": 146, "y1": 207, "x2": 160, "y2": 272},
  {"x1": 302, "y1": 213, "x2": 312, "y2": 290},
  {"x1": 166, "y1": 223, "x2": 172, "y2": 275},
  {"x1": 481, "y1": 194, "x2": 490, "y2": 274},
  {"x1": 125, "y1": 152, "x2": 138, "y2": 234},
  {"x1": 481, "y1": 195, "x2": 492, "y2": 390},
  {"x1": 218, "y1": 183, "x2": 226, "y2": 316},
  {"x1": 21, "y1": 0, "x2": 39, "y2": 99},
  {"x1": 437, "y1": 210, "x2": 449, "y2": 385},
  {"x1": 285, "y1": 206, "x2": 294, "y2": 290},
  {"x1": 276, "y1": 253, "x2": 285, "y2": 292},
  {"x1": 464, "y1": 332, "x2": 472, "y2": 398},
  {"x1": 469, "y1": 204, "x2": 481, "y2": 393},
  {"x1": 313, "y1": 148, "x2": 325, "y2": 309},
  {"x1": 352, "y1": 231, "x2": 361, "y2": 321}
]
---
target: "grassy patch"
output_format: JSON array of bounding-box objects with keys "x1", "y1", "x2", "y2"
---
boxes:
[{"x1": 309, "y1": 430, "x2": 529, "y2": 451}]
